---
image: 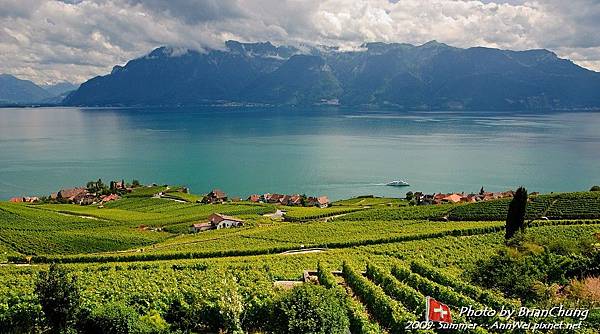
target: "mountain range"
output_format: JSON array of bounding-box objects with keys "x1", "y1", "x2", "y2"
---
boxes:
[
  {"x1": 0, "y1": 74, "x2": 78, "y2": 105},
  {"x1": 44, "y1": 41, "x2": 600, "y2": 110}
]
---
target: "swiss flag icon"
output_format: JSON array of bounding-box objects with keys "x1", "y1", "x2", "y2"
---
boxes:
[{"x1": 426, "y1": 296, "x2": 453, "y2": 323}]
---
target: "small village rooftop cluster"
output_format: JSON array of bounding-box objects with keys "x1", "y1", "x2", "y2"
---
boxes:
[
  {"x1": 10, "y1": 179, "x2": 130, "y2": 205},
  {"x1": 412, "y1": 189, "x2": 536, "y2": 205},
  {"x1": 248, "y1": 193, "x2": 330, "y2": 208},
  {"x1": 201, "y1": 189, "x2": 330, "y2": 208}
]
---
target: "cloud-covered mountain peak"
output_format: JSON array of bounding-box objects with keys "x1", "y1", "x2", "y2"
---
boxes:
[{"x1": 63, "y1": 40, "x2": 600, "y2": 111}]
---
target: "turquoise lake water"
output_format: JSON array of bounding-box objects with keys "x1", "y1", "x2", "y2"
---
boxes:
[{"x1": 1, "y1": 107, "x2": 599, "y2": 200}]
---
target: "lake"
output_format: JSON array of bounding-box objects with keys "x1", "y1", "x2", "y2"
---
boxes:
[{"x1": 1, "y1": 107, "x2": 599, "y2": 200}]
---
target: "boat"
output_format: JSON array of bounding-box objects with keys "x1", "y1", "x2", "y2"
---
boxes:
[{"x1": 386, "y1": 180, "x2": 410, "y2": 187}]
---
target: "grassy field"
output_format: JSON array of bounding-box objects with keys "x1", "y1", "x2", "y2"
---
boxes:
[{"x1": 1, "y1": 189, "x2": 599, "y2": 332}]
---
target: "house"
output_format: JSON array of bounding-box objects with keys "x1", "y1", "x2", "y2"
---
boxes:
[
  {"x1": 72, "y1": 192, "x2": 96, "y2": 205},
  {"x1": 261, "y1": 193, "x2": 283, "y2": 204},
  {"x1": 464, "y1": 194, "x2": 478, "y2": 203},
  {"x1": 289, "y1": 194, "x2": 303, "y2": 206},
  {"x1": 201, "y1": 189, "x2": 228, "y2": 204},
  {"x1": 190, "y1": 213, "x2": 245, "y2": 233},
  {"x1": 267, "y1": 193, "x2": 285, "y2": 204},
  {"x1": 208, "y1": 213, "x2": 245, "y2": 229},
  {"x1": 9, "y1": 197, "x2": 23, "y2": 203},
  {"x1": 482, "y1": 192, "x2": 496, "y2": 201},
  {"x1": 442, "y1": 193, "x2": 463, "y2": 203},
  {"x1": 306, "y1": 197, "x2": 318, "y2": 207},
  {"x1": 433, "y1": 193, "x2": 446, "y2": 202},
  {"x1": 101, "y1": 193, "x2": 120, "y2": 204},
  {"x1": 57, "y1": 187, "x2": 88, "y2": 203},
  {"x1": 190, "y1": 223, "x2": 213, "y2": 233},
  {"x1": 279, "y1": 195, "x2": 291, "y2": 205},
  {"x1": 317, "y1": 196, "x2": 330, "y2": 208},
  {"x1": 111, "y1": 180, "x2": 126, "y2": 190},
  {"x1": 306, "y1": 196, "x2": 329, "y2": 208},
  {"x1": 23, "y1": 197, "x2": 39, "y2": 203},
  {"x1": 248, "y1": 194, "x2": 261, "y2": 203}
]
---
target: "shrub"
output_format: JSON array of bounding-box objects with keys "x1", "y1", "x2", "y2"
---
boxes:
[
  {"x1": 590, "y1": 186, "x2": 600, "y2": 192},
  {"x1": 35, "y1": 264, "x2": 81, "y2": 333},
  {"x1": 270, "y1": 283, "x2": 349, "y2": 334},
  {"x1": 83, "y1": 302, "x2": 139, "y2": 334},
  {"x1": 0, "y1": 294, "x2": 44, "y2": 333},
  {"x1": 216, "y1": 280, "x2": 244, "y2": 334},
  {"x1": 467, "y1": 247, "x2": 582, "y2": 303},
  {"x1": 136, "y1": 310, "x2": 169, "y2": 334},
  {"x1": 165, "y1": 282, "x2": 244, "y2": 334},
  {"x1": 164, "y1": 297, "x2": 194, "y2": 332},
  {"x1": 164, "y1": 293, "x2": 218, "y2": 332}
]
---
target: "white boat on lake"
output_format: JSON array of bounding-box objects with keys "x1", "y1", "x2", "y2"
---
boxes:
[{"x1": 386, "y1": 180, "x2": 410, "y2": 187}]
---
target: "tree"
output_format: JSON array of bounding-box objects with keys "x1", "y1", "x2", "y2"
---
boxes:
[
  {"x1": 132, "y1": 179, "x2": 141, "y2": 188},
  {"x1": 591, "y1": 185, "x2": 600, "y2": 192},
  {"x1": 505, "y1": 186, "x2": 528, "y2": 240},
  {"x1": 35, "y1": 264, "x2": 81, "y2": 333},
  {"x1": 479, "y1": 186, "x2": 485, "y2": 195},
  {"x1": 300, "y1": 194, "x2": 307, "y2": 207},
  {"x1": 86, "y1": 181, "x2": 96, "y2": 192},
  {"x1": 86, "y1": 179, "x2": 108, "y2": 194},
  {"x1": 405, "y1": 191, "x2": 414, "y2": 201}
]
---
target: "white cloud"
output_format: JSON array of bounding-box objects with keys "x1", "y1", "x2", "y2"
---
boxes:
[{"x1": 0, "y1": 0, "x2": 599, "y2": 85}]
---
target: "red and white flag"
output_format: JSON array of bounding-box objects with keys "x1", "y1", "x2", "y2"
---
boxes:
[{"x1": 426, "y1": 296, "x2": 453, "y2": 323}]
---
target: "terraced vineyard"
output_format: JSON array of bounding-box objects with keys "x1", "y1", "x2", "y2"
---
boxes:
[
  {"x1": 283, "y1": 206, "x2": 365, "y2": 221},
  {"x1": 338, "y1": 204, "x2": 455, "y2": 221},
  {"x1": 543, "y1": 192, "x2": 600, "y2": 219},
  {"x1": 0, "y1": 203, "x2": 170, "y2": 257},
  {"x1": 447, "y1": 192, "x2": 600, "y2": 221},
  {"x1": 0, "y1": 190, "x2": 599, "y2": 333}
]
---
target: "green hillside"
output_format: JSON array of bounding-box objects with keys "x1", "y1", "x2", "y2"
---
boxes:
[{"x1": 1, "y1": 190, "x2": 599, "y2": 333}]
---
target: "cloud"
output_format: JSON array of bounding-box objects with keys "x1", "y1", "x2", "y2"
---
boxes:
[{"x1": 0, "y1": 0, "x2": 599, "y2": 84}]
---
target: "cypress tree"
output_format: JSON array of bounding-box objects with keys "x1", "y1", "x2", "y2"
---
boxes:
[{"x1": 505, "y1": 186, "x2": 528, "y2": 240}]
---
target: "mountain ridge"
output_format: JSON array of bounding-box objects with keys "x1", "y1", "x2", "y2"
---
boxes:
[
  {"x1": 0, "y1": 74, "x2": 79, "y2": 105},
  {"x1": 63, "y1": 41, "x2": 600, "y2": 110}
]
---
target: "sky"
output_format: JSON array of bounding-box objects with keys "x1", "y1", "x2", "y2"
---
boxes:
[{"x1": 1, "y1": 0, "x2": 599, "y2": 85}]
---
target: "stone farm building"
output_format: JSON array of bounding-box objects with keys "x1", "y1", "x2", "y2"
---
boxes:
[{"x1": 190, "y1": 213, "x2": 244, "y2": 233}]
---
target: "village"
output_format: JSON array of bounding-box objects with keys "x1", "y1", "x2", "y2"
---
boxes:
[
  {"x1": 9, "y1": 180, "x2": 333, "y2": 234},
  {"x1": 9, "y1": 179, "x2": 526, "y2": 235},
  {"x1": 9, "y1": 179, "x2": 131, "y2": 205},
  {"x1": 200, "y1": 189, "x2": 330, "y2": 208},
  {"x1": 409, "y1": 188, "x2": 534, "y2": 205}
]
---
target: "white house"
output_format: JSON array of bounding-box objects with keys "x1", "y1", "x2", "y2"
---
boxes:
[{"x1": 190, "y1": 213, "x2": 245, "y2": 233}]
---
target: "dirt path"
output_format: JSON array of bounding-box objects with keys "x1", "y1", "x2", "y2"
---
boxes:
[{"x1": 279, "y1": 248, "x2": 327, "y2": 255}]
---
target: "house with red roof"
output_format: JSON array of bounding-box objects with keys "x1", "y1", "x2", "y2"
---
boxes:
[
  {"x1": 248, "y1": 194, "x2": 261, "y2": 203},
  {"x1": 201, "y1": 189, "x2": 228, "y2": 204}
]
